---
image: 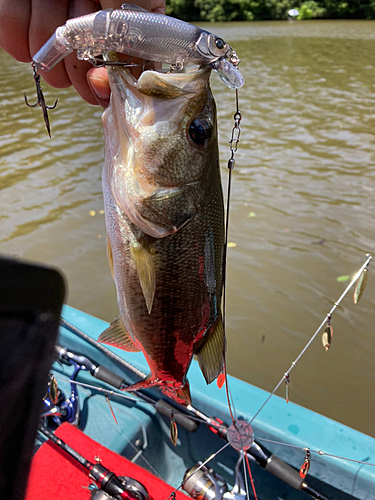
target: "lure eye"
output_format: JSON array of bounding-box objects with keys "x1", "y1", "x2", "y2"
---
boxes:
[
  {"x1": 215, "y1": 38, "x2": 225, "y2": 50},
  {"x1": 189, "y1": 119, "x2": 212, "y2": 147}
]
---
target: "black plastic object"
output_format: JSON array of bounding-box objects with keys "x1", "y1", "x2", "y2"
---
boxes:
[
  {"x1": 265, "y1": 455, "x2": 304, "y2": 490},
  {"x1": 94, "y1": 365, "x2": 125, "y2": 389},
  {"x1": 0, "y1": 256, "x2": 65, "y2": 500}
]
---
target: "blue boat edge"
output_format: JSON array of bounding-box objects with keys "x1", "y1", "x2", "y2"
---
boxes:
[{"x1": 61, "y1": 304, "x2": 375, "y2": 499}]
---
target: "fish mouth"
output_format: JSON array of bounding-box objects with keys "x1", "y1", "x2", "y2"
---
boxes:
[
  {"x1": 107, "y1": 61, "x2": 212, "y2": 97},
  {"x1": 102, "y1": 60, "x2": 215, "y2": 238}
]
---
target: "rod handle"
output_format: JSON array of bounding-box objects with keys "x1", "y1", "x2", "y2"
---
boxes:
[
  {"x1": 93, "y1": 365, "x2": 125, "y2": 390},
  {"x1": 156, "y1": 400, "x2": 198, "y2": 432}
]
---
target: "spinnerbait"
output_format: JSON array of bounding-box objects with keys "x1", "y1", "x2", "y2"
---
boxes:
[{"x1": 32, "y1": 4, "x2": 244, "y2": 90}]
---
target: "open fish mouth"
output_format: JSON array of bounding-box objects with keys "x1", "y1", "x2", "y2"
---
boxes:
[{"x1": 102, "y1": 63, "x2": 213, "y2": 237}]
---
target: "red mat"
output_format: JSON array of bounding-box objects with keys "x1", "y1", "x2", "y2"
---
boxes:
[{"x1": 26, "y1": 422, "x2": 188, "y2": 500}]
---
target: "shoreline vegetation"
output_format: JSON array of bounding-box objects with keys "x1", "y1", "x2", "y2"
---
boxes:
[{"x1": 166, "y1": 0, "x2": 375, "y2": 22}]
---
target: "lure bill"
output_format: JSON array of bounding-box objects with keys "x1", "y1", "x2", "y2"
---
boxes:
[{"x1": 31, "y1": 4, "x2": 244, "y2": 90}]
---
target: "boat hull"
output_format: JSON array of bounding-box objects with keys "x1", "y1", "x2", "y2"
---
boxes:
[{"x1": 54, "y1": 305, "x2": 375, "y2": 500}]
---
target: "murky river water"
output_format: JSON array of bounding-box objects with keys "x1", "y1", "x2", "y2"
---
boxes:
[{"x1": 0, "y1": 20, "x2": 374, "y2": 438}]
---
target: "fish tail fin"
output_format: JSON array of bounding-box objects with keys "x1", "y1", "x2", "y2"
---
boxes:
[
  {"x1": 194, "y1": 315, "x2": 225, "y2": 385},
  {"x1": 122, "y1": 377, "x2": 192, "y2": 406}
]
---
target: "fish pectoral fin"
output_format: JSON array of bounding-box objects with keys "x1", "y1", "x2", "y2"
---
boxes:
[
  {"x1": 194, "y1": 315, "x2": 225, "y2": 385},
  {"x1": 98, "y1": 316, "x2": 141, "y2": 352},
  {"x1": 130, "y1": 241, "x2": 156, "y2": 314}
]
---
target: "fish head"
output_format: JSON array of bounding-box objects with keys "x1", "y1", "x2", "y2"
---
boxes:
[{"x1": 102, "y1": 66, "x2": 219, "y2": 238}]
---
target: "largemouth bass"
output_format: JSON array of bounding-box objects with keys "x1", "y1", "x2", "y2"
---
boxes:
[{"x1": 98, "y1": 64, "x2": 225, "y2": 406}]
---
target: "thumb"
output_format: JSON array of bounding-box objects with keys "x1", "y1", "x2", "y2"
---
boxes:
[{"x1": 87, "y1": 67, "x2": 111, "y2": 108}]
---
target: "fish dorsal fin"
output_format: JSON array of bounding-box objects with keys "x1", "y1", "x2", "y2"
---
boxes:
[
  {"x1": 107, "y1": 236, "x2": 115, "y2": 279},
  {"x1": 121, "y1": 3, "x2": 149, "y2": 12},
  {"x1": 194, "y1": 315, "x2": 225, "y2": 385},
  {"x1": 98, "y1": 316, "x2": 141, "y2": 352},
  {"x1": 130, "y1": 241, "x2": 156, "y2": 314}
]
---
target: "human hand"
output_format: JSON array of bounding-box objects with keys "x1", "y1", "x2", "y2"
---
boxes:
[{"x1": 0, "y1": 0, "x2": 165, "y2": 107}]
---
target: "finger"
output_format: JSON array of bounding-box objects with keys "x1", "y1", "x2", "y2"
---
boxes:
[
  {"x1": 63, "y1": 0, "x2": 102, "y2": 104},
  {"x1": 87, "y1": 66, "x2": 110, "y2": 107},
  {"x1": 100, "y1": 0, "x2": 151, "y2": 9},
  {"x1": 29, "y1": 0, "x2": 71, "y2": 88},
  {"x1": 150, "y1": 0, "x2": 165, "y2": 14},
  {"x1": 0, "y1": 0, "x2": 31, "y2": 61}
]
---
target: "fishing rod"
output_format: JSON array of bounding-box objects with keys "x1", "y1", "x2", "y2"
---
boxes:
[
  {"x1": 38, "y1": 425, "x2": 149, "y2": 500},
  {"x1": 54, "y1": 339, "x2": 331, "y2": 500}
]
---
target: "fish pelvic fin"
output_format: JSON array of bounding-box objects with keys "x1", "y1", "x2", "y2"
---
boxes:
[
  {"x1": 194, "y1": 315, "x2": 225, "y2": 385},
  {"x1": 98, "y1": 316, "x2": 141, "y2": 352},
  {"x1": 123, "y1": 377, "x2": 192, "y2": 406},
  {"x1": 130, "y1": 240, "x2": 156, "y2": 314}
]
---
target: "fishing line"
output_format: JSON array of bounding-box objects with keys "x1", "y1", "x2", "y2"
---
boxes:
[
  {"x1": 53, "y1": 374, "x2": 209, "y2": 427},
  {"x1": 249, "y1": 253, "x2": 372, "y2": 426},
  {"x1": 255, "y1": 437, "x2": 375, "y2": 467},
  {"x1": 52, "y1": 375, "x2": 164, "y2": 478},
  {"x1": 222, "y1": 88, "x2": 242, "y2": 427},
  {"x1": 244, "y1": 451, "x2": 258, "y2": 500},
  {"x1": 241, "y1": 452, "x2": 251, "y2": 500}
]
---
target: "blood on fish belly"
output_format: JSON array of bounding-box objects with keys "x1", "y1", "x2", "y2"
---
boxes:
[{"x1": 98, "y1": 64, "x2": 225, "y2": 406}]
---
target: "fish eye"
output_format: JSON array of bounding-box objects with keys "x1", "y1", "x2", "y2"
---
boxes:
[
  {"x1": 215, "y1": 38, "x2": 225, "y2": 50},
  {"x1": 189, "y1": 119, "x2": 212, "y2": 147}
]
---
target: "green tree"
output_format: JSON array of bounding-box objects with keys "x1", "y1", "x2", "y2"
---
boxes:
[
  {"x1": 298, "y1": 1, "x2": 326, "y2": 19},
  {"x1": 166, "y1": 0, "x2": 375, "y2": 21}
]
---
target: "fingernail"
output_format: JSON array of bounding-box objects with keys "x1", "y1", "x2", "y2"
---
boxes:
[{"x1": 87, "y1": 74, "x2": 110, "y2": 107}]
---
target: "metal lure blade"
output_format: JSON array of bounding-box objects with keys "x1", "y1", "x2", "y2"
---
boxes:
[
  {"x1": 322, "y1": 324, "x2": 333, "y2": 351},
  {"x1": 170, "y1": 419, "x2": 178, "y2": 446},
  {"x1": 353, "y1": 267, "x2": 368, "y2": 304}
]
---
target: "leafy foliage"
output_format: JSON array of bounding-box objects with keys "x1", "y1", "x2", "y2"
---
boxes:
[{"x1": 165, "y1": 0, "x2": 375, "y2": 21}]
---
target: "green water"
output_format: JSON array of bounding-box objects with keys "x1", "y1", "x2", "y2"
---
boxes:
[{"x1": 0, "y1": 20, "x2": 374, "y2": 438}]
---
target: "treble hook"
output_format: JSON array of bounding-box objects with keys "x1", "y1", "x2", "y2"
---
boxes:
[{"x1": 24, "y1": 63, "x2": 58, "y2": 138}]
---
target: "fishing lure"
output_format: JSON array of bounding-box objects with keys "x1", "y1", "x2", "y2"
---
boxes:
[
  {"x1": 32, "y1": 4, "x2": 244, "y2": 90},
  {"x1": 169, "y1": 411, "x2": 178, "y2": 447},
  {"x1": 299, "y1": 448, "x2": 311, "y2": 479},
  {"x1": 353, "y1": 267, "x2": 368, "y2": 304},
  {"x1": 284, "y1": 372, "x2": 290, "y2": 403},
  {"x1": 322, "y1": 314, "x2": 333, "y2": 351}
]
